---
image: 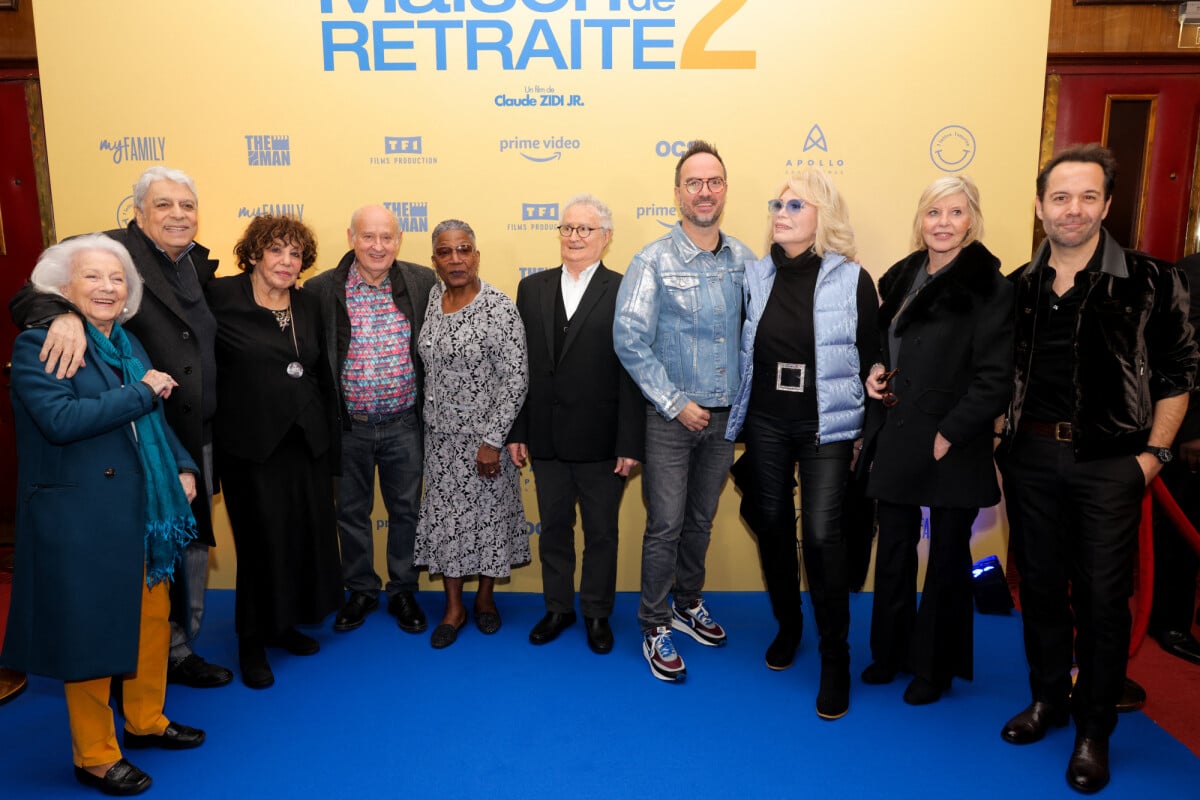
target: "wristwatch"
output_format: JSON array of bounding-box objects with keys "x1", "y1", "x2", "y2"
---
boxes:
[{"x1": 1143, "y1": 445, "x2": 1174, "y2": 464}]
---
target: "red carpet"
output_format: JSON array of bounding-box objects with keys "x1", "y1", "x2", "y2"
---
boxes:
[{"x1": 1127, "y1": 610, "x2": 1200, "y2": 757}]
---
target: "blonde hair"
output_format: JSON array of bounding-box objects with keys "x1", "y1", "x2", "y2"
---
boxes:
[
  {"x1": 910, "y1": 175, "x2": 984, "y2": 251},
  {"x1": 771, "y1": 168, "x2": 857, "y2": 260}
]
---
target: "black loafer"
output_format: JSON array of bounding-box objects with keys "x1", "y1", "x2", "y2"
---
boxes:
[
  {"x1": 903, "y1": 676, "x2": 944, "y2": 706},
  {"x1": 388, "y1": 591, "x2": 428, "y2": 633},
  {"x1": 585, "y1": 617, "x2": 614, "y2": 654},
  {"x1": 124, "y1": 722, "x2": 206, "y2": 751},
  {"x1": 475, "y1": 609, "x2": 502, "y2": 635},
  {"x1": 816, "y1": 658, "x2": 850, "y2": 720},
  {"x1": 239, "y1": 640, "x2": 275, "y2": 689},
  {"x1": 529, "y1": 611, "x2": 577, "y2": 645},
  {"x1": 74, "y1": 759, "x2": 152, "y2": 796},
  {"x1": 765, "y1": 629, "x2": 801, "y2": 671},
  {"x1": 1001, "y1": 701, "x2": 1069, "y2": 745},
  {"x1": 268, "y1": 627, "x2": 320, "y2": 656},
  {"x1": 1067, "y1": 735, "x2": 1110, "y2": 794},
  {"x1": 334, "y1": 592, "x2": 379, "y2": 632},
  {"x1": 860, "y1": 662, "x2": 898, "y2": 685},
  {"x1": 431, "y1": 616, "x2": 467, "y2": 649},
  {"x1": 166, "y1": 654, "x2": 233, "y2": 688},
  {"x1": 1153, "y1": 629, "x2": 1200, "y2": 666}
]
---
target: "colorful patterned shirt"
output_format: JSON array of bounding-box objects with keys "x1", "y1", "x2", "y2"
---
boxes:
[{"x1": 342, "y1": 264, "x2": 415, "y2": 415}]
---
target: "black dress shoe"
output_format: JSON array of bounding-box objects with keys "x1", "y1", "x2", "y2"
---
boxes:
[
  {"x1": 903, "y1": 676, "x2": 943, "y2": 706},
  {"x1": 239, "y1": 639, "x2": 275, "y2": 689},
  {"x1": 1153, "y1": 629, "x2": 1200, "y2": 666},
  {"x1": 268, "y1": 627, "x2": 320, "y2": 656},
  {"x1": 124, "y1": 722, "x2": 206, "y2": 751},
  {"x1": 431, "y1": 616, "x2": 468, "y2": 649},
  {"x1": 74, "y1": 759, "x2": 152, "y2": 796},
  {"x1": 1001, "y1": 701, "x2": 1069, "y2": 745},
  {"x1": 765, "y1": 629, "x2": 801, "y2": 671},
  {"x1": 585, "y1": 617, "x2": 613, "y2": 654},
  {"x1": 816, "y1": 658, "x2": 850, "y2": 720},
  {"x1": 860, "y1": 662, "x2": 898, "y2": 685},
  {"x1": 1067, "y1": 735, "x2": 1110, "y2": 794},
  {"x1": 475, "y1": 608, "x2": 502, "y2": 635},
  {"x1": 334, "y1": 592, "x2": 379, "y2": 632},
  {"x1": 388, "y1": 591, "x2": 428, "y2": 633},
  {"x1": 529, "y1": 611, "x2": 577, "y2": 645},
  {"x1": 166, "y1": 653, "x2": 233, "y2": 688}
]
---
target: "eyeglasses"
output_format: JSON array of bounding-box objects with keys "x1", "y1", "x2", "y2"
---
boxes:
[
  {"x1": 433, "y1": 243, "x2": 476, "y2": 258},
  {"x1": 879, "y1": 367, "x2": 900, "y2": 408},
  {"x1": 768, "y1": 199, "x2": 808, "y2": 215},
  {"x1": 681, "y1": 177, "x2": 727, "y2": 195},
  {"x1": 556, "y1": 225, "x2": 604, "y2": 239}
]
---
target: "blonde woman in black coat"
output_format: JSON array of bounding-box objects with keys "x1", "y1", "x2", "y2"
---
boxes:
[{"x1": 859, "y1": 175, "x2": 1013, "y2": 705}]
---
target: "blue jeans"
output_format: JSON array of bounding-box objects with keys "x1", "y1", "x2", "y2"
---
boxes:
[
  {"x1": 638, "y1": 407, "x2": 733, "y2": 632},
  {"x1": 337, "y1": 410, "x2": 423, "y2": 597},
  {"x1": 170, "y1": 443, "x2": 214, "y2": 662}
]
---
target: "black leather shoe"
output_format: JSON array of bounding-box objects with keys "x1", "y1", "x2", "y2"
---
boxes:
[
  {"x1": 529, "y1": 611, "x2": 577, "y2": 645},
  {"x1": 816, "y1": 658, "x2": 850, "y2": 720},
  {"x1": 431, "y1": 616, "x2": 467, "y2": 649},
  {"x1": 1067, "y1": 735, "x2": 1110, "y2": 794},
  {"x1": 334, "y1": 592, "x2": 379, "y2": 632},
  {"x1": 903, "y1": 676, "x2": 943, "y2": 705},
  {"x1": 74, "y1": 759, "x2": 152, "y2": 796},
  {"x1": 388, "y1": 591, "x2": 428, "y2": 633},
  {"x1": 239, "y1": 639, "x2": 275, "y2": 689},
  {"x1": 166, "y1": 653, "x2": 233, "y2": 688},
  {"x1": 765, "y1": 629, "x2": 801, "y2": 671},
  {"x1": 1153, "y1": 629, "x2": 1200, "y2": 666},
  {"x1": 860, "y1": 662, "x2": 898, "y2": 685},
  {"x1": 268, "y1": 627, "x2": 319, "y2": 656},
  {"x1": 475, "y1": 608, "x2": 502, "y2": 635},
  {"x1": 1001, "y1": 701, "x2": 1069, "y2": 745},
  {"x1": 585, "y1": 617, "x2": 613, "y2": 654},
  {"x1": 124, "y1": 722, "x2": 206, "y2": 751}
]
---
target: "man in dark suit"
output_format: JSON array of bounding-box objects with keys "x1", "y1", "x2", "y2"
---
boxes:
[
  {"x1": 9, "y1": 166, "x2": 232, "y2": 689},
  {"x1": 507, "y1": 193, "x2": 644, "y2": 654}
]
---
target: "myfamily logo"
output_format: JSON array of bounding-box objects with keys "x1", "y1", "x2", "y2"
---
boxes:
[
  {"x1": 99, "y1": 136, "x2": 167, "y2": 165},
  {"x1": 384, "y1": 201, "x2": 429, "y2": 232},
  {"x1": 371, "y1": 136, "x2": 439, "y2": 165},
  {"x1": 116, "y1": 195, "x2": 137, "y2": 228},
  {"x1": 238, "y1": 203, "x2": 306, "y2": 220},
  {"x1": 783, "y1": 123, "x2": 846, "y2": 173},
  {"x1": 930, "y1": 125, "x2": 975, "y2": 172},
  {"x1": 319, "y1": 0, "x2": 757, "y2": 72},
  {"x1": 499, "y1": 134, "x2": 580, "y2": 163},
  {"x1": 506, "y1": 202, "x2": 559, "y2": 231},
  {"x1": 245, "y1": 135, "x2": 292, "y2": 167}
]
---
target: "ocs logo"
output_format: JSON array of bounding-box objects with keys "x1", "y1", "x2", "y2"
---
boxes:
[
  {"x1": 116, "y1": 195, "x2": 137, "y2": 228},
  {"x1": 930, "y1": 125, "x2": 976, "y2": 172},
  {"x1": 655, "y1": 140, "x2": 695, "y2": 158}
]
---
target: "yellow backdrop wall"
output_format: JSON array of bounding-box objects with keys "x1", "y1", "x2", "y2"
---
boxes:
[{"x1": 31, "y1": 0, "x2": 1051, "y2": 593}]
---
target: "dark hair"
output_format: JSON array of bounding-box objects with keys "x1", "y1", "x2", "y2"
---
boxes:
[
  {"x1": 674, "y1": 139, "x2": 726, "y2": 186},
  {"x1": 1036, "y1": 143, "x2": 1117, "y2": 200},
  {"x1": 233, "y1": 215, "x2": 318, "y2": 273}
]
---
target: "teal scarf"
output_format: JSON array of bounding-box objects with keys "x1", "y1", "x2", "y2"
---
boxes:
[{"x1": 86, "y1": 322, "x2": 197, "y2": 587}]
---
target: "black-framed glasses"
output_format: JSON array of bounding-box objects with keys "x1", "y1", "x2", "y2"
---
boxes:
[
  {"x1": 433, "y1": 243, "x2": 475, "y2": 258},
  {"x1": 681, "y1": 177, "x2": 727, "y2": 194},
  {"x1": 879, "y1": 367, "x2": 900, "y2": 408},
  {"x1": 556, "y1": 224, "x2": 604, "y2": 239},
  {"x1": 768, "y1": 198, "x2": 808, "y2": 215}
]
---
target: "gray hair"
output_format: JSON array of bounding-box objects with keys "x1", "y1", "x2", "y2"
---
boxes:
[
  {"x1": 133, "y1": 166, "x2": 198, "y2": 212},
  {"x1": 30, "y1": 234, "x2": 144, "y2": 323},
  {"x1": 432, "y1": 218, "x2": 476, "y2": 246},
  {"x1": 562, "y1": 193, "x2": 614, "y2": 230}
]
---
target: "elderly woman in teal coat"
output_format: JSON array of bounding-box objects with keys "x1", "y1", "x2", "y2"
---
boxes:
[{"x1": 2, "y1": 235, "x2": 206, "y2": 796}]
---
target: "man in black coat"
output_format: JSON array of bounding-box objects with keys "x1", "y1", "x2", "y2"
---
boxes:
[
  {"x1": 997, "y1": 144, "x2": 1197, "y2": 794},
  {"x1": 9, "y1": 166, "x2": 232, "y2": 689},
  {"x1": 306, "y1": 205, "x2": 437, "y2": 636},
  {"x1": 507, "y1": 193, "x2": 644, "y2": 654}
]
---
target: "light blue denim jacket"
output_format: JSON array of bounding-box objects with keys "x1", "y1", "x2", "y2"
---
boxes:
[
  {"x1": 725, "y1": 251, "x2": 866, "y2": 443},
  {"x1": 614, "y1": 223, "x2": 754, "y2": 420}
]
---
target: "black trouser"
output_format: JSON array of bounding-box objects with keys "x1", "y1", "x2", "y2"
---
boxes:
[
  {"x1": 1150, "y1": 457, "x2": 1200, "y2": 634},
  {"x1": 531, "y1": 457, "x2": 626, "y2": 619},
  {"x1": 998, "y1": 434, "x2": 1144, "y2": 739},
  {"x1": 741, "y1": 412, "x2": 853, "y2": 660},
  {"x1": 870, "y1": 502, "x2": 978, "y2": 686}
]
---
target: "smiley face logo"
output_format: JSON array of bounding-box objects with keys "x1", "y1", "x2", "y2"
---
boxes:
[
  {"x1": 116, "y1": 194, "x2": 136, "y2": 228},
  {"x1": 930, "y1": 125, "x2": 976, "y2": 172}
]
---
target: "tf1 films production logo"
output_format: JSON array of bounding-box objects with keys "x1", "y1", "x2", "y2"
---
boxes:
[
  {"x1": 507, "y1": 202, "x2": 559, "y2": 232},
  {"x1": 371, "y1": 136, "x2": 439, "y2": 165},
  {"x1": 246, "y1": 135, "x2": 292, "y2": 167}
]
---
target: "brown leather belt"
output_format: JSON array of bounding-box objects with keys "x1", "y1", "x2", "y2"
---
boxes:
[{"x1": 1021, "y1": 420, "x2": 1073, "y2": 442}]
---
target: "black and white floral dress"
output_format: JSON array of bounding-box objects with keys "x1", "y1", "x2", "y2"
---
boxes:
[{"x1": 415, "y1": 280, "x2": 530, "y2": 578}]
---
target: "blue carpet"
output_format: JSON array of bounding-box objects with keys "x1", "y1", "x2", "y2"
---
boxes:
[{"x1": 3, "y1": 590, "x2": 1197, "y2": 799}]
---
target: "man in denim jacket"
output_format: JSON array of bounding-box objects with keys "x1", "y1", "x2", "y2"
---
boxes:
[{"x1": 614, "y1": 140, "x2": 754, "y2": 682}]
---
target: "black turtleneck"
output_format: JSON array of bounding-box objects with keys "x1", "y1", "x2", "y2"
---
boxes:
[{"x1": 750, "y1": 245, "x2": 822, "y2": 421}]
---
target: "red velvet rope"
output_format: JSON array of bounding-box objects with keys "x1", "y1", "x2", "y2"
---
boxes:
[{"x1": 1130, "y1": 476, "x2": 1200, "y2": 657}]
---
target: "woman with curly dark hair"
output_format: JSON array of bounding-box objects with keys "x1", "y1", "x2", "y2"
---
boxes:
[{"x1": 207, "y1": 214, "x2": 342, "y2": 688}]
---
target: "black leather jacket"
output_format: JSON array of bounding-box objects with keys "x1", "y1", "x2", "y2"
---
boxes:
[{"x1": 1005, "y1": 230, "x2": 1196, "y2": 460}]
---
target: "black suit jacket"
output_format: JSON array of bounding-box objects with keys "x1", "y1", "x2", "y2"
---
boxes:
[{"x1": 509, "y1": 263, "x2": 644, "y2": 463}]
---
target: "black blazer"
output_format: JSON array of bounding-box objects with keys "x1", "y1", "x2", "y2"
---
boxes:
[{"x1": 509, "y1": 263, "x2": 644, "y2": 463}]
